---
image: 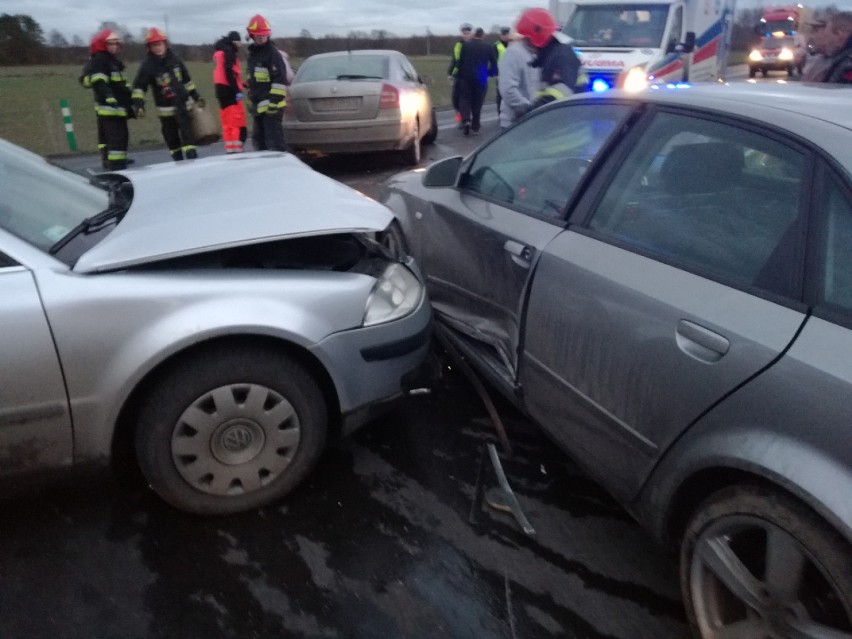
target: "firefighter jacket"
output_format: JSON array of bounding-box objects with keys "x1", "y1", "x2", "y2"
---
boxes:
[
  {"x1": 247, "y1": 40, "x2": 288, "y2": 115},
  {"x1": 89, "y1": 51, "x2": 133, "y2": 118},
  {"x1": 132, "y1": 50, "x2": 200, "y2": 118},
  {"x1": 213, "y1": 36, "x2": 243, "y2": 107},
  {"x1": 530, "y1": 35, "x2": 582, "y2": 108}
]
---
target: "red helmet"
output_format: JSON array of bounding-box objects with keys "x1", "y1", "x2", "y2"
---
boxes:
[
  {"x1": 247, "y1": 14, "x2": 272, "y2": 37},
  {"x1": 145, "y1": 28, "x2": 167, "y2": 44},
  {"x1": 515, "y1": 8, "x2": 558, "y2": 48},
  {"x1": 90, "y1": 29, "x2": 121, "y2": 53}
]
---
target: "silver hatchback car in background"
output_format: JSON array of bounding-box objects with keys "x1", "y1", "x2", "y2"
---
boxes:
[
  {"x1": 283, "y1": 49, "x2": 437, "y2": 166},
  {"x1": 379, "y1": 84, "x2": 852, "y2": 636},
  {"x1": 0, "y1": 141, "x2": 431, "y2": 515}
]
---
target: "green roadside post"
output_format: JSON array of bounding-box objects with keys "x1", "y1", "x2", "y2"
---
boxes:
[{"x1": 60, "y1": 99, "x2": 78, "y2": 151}]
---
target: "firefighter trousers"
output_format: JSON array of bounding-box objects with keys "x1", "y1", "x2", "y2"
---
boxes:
[
  {"x1": 252, "y1": 112, "x2": 288, "y2": 152},
  {"x1": 161, "y1": 112, "x2": 197, "y2": 161},
  {"x1": 98, "y1": 115, "x2": 129, "y2": 170},
  {"x1": 219, "y1": 103, "x2": 247, "y2": 153}
]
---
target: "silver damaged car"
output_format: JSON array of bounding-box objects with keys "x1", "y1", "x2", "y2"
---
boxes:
[
  {"x1": 0, "y1": 141, "x2": 431, "y2": 515},
  {"x1": 380, "y1": 84, "x2": 852, "y2": 637}
]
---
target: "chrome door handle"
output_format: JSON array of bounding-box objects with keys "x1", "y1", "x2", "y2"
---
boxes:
[
  {"x1": 676, "y1": 319, "x2": 730, "y2": 363},
  {"x1": 504, "y1": 240, "x2": 533, "y2": 268}
]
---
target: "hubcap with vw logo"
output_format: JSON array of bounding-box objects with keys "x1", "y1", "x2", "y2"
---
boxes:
[{"x1": 171, "y1": 383, "x2": 301, "y2": 497}]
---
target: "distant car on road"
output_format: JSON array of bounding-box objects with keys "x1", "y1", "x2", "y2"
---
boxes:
[
  {"x1": 0, "y1": 141, "x2": 431, "y2": 515},
  {"x1": 380, "y1": 83, "x2": 852, "y2": 637},
  {"x1": 748, "y1": 35, "x2": 807, "y2": 77},
  {"x1": 283, "y1": 49, "x2": 437, "y2": 166}
]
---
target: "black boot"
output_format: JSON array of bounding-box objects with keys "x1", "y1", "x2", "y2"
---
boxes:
[
  {"x1": 171, "y1": 149, "x2": 184, "y2": 162},
  {"x1": 185, "y1": 147, "x2": 198, "y2": 160}
]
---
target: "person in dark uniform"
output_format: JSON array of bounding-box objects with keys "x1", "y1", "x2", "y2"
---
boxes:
[
  {"x1": 456, "y1": 27, "x2": 497, "y2": 135},
  {"x1": 245, "y1": 14, "x2": 289, "y2": 151},
  {"x1": 131, "y1": 28, "x2": 203, "y2": 161},
  {"x1": 87, "y1": 29, "x2": 134, "y2": 170},
  {"x1": 448, "y1": 23, "x2": 474, "y2": 126},
  {"x1": 516, "y1": 8, "x2": 584, "y2": 108}
]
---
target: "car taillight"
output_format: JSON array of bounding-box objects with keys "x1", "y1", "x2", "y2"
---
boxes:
[{"x1": 379, "y1": 83, "x2": 399, "y2": 109}]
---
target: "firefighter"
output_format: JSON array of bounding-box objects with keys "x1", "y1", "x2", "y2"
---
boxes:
[
  {"x1": 245, "y1": 14, "x2": 289, "y2": 152},
  {"x1": 213, "y1": 30, "x2": 247, "y2": 153},
  {"x1": 132, "y1": 28, "x2": 204, "y2": 161},
  {"x1": 515, "y1": 8, "x2": 586, "y2": 110},
  {"x1": 87, "y1": 29, "x2": 133, "y2": 170}
]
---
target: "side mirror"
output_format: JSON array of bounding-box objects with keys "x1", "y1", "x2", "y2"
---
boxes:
[
  {"x1": 680, "y1": 31, "x2": 696, "y2": 53},
  {"x1": 423, "y1": 156, "x2": 463, "y2": 188}
]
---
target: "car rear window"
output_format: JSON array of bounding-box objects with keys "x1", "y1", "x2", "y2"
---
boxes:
[{"x1": 295, "y1": 55, "x2": 390, "y2": 83}]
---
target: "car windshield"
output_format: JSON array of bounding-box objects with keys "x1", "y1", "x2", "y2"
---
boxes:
[
  {"x1": 295, "y1": 54, "x2": 390, "y2": 83},
  {"x1": 0, "y1": 141, "x2": 109, "y2": 252},
  {"x1": 564, "y1": 4, "x2": 670, "y2": 47}
]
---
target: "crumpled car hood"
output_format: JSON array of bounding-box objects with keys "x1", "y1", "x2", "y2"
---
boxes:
[{"x1": 73, "y1": 152, "x2": 392, "y2": 273}]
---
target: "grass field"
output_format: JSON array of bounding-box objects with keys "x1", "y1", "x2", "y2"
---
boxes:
[{"x1": 0, "y1": 56, "x2": 457, "y2": 157}]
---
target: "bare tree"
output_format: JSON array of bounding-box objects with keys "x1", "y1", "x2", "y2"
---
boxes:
[{"x1": 48, "y1": 28, "x2": 68, "y2": 47}]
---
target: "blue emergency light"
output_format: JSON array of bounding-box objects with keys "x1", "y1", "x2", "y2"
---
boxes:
[{"x1": 590, "y1": 77, "x2": 612, "y2": 92}]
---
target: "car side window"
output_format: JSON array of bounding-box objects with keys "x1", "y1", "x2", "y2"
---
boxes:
[
  {"x1": 820, "y1": 175, "x2": 852, "y2": 316},
  {"x1": 399, "y1": 58, "x2": 419, "y2": 83},
  {"x1": 462, "y1": 103, "x2": 631, "y2": 219},
  {"x1": 588, "y1": 112, "x2": 805, "y2": 297}
]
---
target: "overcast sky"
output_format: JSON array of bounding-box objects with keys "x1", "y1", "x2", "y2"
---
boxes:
[{"x1": 5, "y1": 1, "x2": 539, "y2": 44}]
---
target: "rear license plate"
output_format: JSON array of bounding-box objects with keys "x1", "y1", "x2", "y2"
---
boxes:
[{"x1": 311, "y1": 97, "x2": 362, "y2": 112}]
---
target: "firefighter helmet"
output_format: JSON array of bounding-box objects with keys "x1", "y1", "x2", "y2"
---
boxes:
[
  {"x1": 145, "y1": 28, "x2": 167, "y2": 44},
  {"x1": 103, "y1": 30, "x2": 122, "y2": 44},
  {"x1": 515, "y1": 8, "x2": 558, "y2": 48},
  {"x1": 247, "y1": 14, "x2": 272, "y2": 37}
]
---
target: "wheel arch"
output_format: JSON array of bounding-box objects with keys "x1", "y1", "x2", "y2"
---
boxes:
[
  {"x1": 627, "y1": 426, "x2": 851, "y2": 563},
  {"x1": 110, "y1": 334, "x2": 342, "y2": 475}
]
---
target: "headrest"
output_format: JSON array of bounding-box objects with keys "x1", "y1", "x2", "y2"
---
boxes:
[{"x1": 660, "y1": 143, "x2": 743, "y2": 195}]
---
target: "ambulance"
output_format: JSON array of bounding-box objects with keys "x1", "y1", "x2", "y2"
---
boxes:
[{"x1": 549, "y1": 0, "x2": 736, "y2": 91}]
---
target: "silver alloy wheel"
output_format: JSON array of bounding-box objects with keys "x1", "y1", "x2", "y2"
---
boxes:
[
  {"x1": 690, "y1": 514, "x2": 852, "y2": 638},
  {"x1": 170, "y1": 383, "x2": 301, "y2": 496}
]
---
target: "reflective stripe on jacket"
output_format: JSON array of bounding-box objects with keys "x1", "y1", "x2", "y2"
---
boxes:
[
  {"x1": 89, "y1": 51, "x2": 131, "y2": 117},
  {"x1": 247, "y1": 41, "x2": 289, "y2": 113}
]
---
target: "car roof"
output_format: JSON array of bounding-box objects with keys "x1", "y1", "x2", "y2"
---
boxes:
[
  {"x1": 305, "y1": 49, "x2": 404, "y2": 60},
  {"x1": 570, "y1": 83, "x2": 852, "y2": 173}
]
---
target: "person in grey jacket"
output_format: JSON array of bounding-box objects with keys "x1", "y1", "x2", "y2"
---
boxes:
[{"x1": 497, "y1": 33, "x2": 541, "y2": 129}]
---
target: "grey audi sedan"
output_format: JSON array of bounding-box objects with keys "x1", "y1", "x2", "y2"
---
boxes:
[
  {"x1": 0, "y1": 141, "x2": 431, "y2": 515},
  {"x1": 379, "y1": 84, "x2": 852, "y2": 637}
]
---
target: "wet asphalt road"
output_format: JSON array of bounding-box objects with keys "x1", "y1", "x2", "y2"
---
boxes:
[
  {"x1": 0, "y1": 374, "x2": 687, "y2": 638},
  {"x1": 2, "y1": 103, "x2": 691, "y2": 638}
]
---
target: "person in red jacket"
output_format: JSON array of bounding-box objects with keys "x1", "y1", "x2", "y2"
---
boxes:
[{"x1": 213, "y1": 31, "x2": 247, "y2": 153}]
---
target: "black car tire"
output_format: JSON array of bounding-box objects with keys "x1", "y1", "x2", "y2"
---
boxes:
[
  {"x1": 135, "y1": 345, "x2": 328, "y2": 515},
  {"x1": 401, "y1": 118, "x2": 421, "y2": 166},
  {"x1": 422, "y1": 108, "x2": 438, "y2": 145},
  {"x1": 787, "y1": 65, "x2": 795, "y2": 77},
  {"x1": 749, "y1": 66, "x2": 757, "y2": 78},
  {"x1": 681, "y1": 484, "x2": 852, "y2": 638},
  {"x1": 761, "y1": 68, "x2": 769, "y2": 77}
]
